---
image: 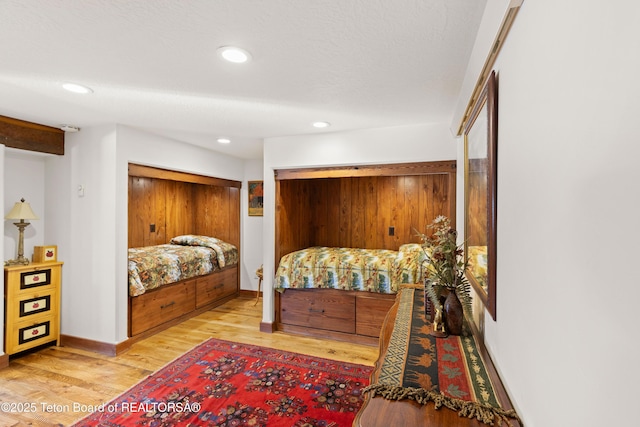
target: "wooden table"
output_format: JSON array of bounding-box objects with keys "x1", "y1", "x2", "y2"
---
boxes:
[{"x1": 353, "y1": 295, "x2": 521, "y2": 427}]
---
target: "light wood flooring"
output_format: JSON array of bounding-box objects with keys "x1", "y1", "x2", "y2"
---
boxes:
[{"x1": 0, "y1": 295, "x2": 379, "y2": 427}]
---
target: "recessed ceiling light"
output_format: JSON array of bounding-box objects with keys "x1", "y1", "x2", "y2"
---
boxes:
[
  {"x1": 217, "y1": 138, "x2": 231, "y2": 144},
  {"x1": 217, "y1": 46, "x2": 252, "y2": 63},
  {"x1": 312, "y1": 121, "x2": 331, "y2": 128},
  {"x1": 62, "y1": 82, "x2": 93, "y2": 94}
]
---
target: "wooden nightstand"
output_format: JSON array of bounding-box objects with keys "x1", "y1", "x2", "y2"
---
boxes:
[{"x1": 3, "y1": 261, "x2": 63, "y2": 355}]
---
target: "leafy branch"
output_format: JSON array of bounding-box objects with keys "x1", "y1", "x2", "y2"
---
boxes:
[{"x1": 415, "y1": 216, "x2": 472, "y2": 317}]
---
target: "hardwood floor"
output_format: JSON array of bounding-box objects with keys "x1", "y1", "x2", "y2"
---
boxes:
[{"x1": 0, "y1": 296, "x2": 379, "y2": 427}]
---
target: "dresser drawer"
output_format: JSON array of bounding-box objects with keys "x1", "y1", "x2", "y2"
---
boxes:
[
  {"x1": 7, "y1": 290, "x2": 57, "y2": 323},
  {"x1": 14, "y1": 267, "x2": 57, "y2": 294},
  {"x1": 129, "y1": 280, "x2": 195, "y2": 336},
  {"x1": 195, "y1": 267, "x2": 238, "y2": 308},
  {"x1": 5, "y1": 315, "x2": 58, "y2": 355},
  {"x1": 280, "y1": 288, "x2": 356, "y2": 334}
]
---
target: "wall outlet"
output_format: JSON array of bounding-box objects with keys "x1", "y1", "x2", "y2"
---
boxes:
[
  {"x1": 150, "y1": 224, "x2": 156, "y2": 232},
  {"x1": 389, "y1": 226, "x2": 395, "y2": 236}
]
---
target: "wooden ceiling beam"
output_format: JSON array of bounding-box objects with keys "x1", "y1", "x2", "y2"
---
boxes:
[{"x1": 0, "y1": 115, "x2": 64, "y2": 155}]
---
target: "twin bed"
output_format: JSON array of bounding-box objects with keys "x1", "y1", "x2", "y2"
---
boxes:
[
  {"x1": 127, "y1": 235, "x2": 239, "y2": 337},
  {"x1": 128, "y1": 235, "x2": 238, "y2": 297},
  {"x1": 273, "y1": 244, "x2": 427, "y2": 344}
]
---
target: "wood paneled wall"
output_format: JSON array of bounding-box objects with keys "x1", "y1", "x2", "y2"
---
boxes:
[
  {"x1": 128, "y1": 164, "x2": 240, "y2": 249},
  {"x1": 275, "y1": 161, "x2": 456, "y2": 264},
  {"x1": 193, "y1": 185, "x2": 241, "y2": 245},
  {"x1": 466, "y1": 171, "x2": 488, "y2": 247},
  {"x1": 466, "y1": 158, "x2": 488, "y2": 247}
]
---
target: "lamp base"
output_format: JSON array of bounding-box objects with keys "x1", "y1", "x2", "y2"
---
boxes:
[
  {"x1": 5, "y1": 256, "x2": 30, "y2": 266},
  {"x1": 6, "y1": 220, "x2": 31, "y2": 266}
]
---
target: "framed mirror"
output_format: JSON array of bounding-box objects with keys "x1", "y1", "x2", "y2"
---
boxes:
[{"x1": 464, "y1": 70, "x2": 497, "y2": 320}]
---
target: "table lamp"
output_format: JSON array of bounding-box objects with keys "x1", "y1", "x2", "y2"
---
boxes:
[{"x1": 5, "y1": 198, "x2": 39, "y2": 266}]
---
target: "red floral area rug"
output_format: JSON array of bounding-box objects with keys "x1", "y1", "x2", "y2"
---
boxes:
[{"x1": 72, "y1": 338, "x2": 373, "y2": 427}]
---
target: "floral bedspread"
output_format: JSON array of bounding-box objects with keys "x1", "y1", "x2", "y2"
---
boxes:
[
  {"x1": 128, "y1": 235, "x2": 238, "y2": 297},
  {"x1": 467, "y1": 245, "x2": 488, "y2": 291},
  {"x1": 274, "y1": 244, "x2": 426, "y2": 294},
  {"x1": 169, "y1": 235, "x2": 238, "y2": 268}
]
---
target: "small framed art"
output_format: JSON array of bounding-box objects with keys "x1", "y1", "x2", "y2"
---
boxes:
[
  {"x1": 33, "y1": 245, "x2": 57, "y2": 263},
  {"x1": 248, "y1": 181, "x2": 264, "y2": 216}
]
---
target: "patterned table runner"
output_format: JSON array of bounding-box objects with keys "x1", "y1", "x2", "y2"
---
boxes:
[{"x1": 364, "y1": 287, "x2": 521, "y2": 426}]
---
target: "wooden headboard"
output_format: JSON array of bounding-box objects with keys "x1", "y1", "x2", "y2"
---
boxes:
[
  {"x1": 128, "y1": 164, "x2": 241, "y2": 249},
  {"x1": 274, "y1": 161, "x2": 456, "y2": 266}
]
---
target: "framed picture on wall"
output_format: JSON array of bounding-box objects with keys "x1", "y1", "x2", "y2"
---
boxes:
[{"x1": 248, "y1": 181, "x2": 264, "y2": 216}]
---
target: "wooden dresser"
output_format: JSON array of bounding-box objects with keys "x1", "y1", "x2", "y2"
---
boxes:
[
  {"x1": 354, "y1": 290, "x2": 521, "y2": 427},
  {"x1": 4, "y1": 261, "x2": 63, "y2": 355}
]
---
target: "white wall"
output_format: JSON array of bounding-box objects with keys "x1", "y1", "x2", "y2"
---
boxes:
[
  {"x1": 455, "y1": 1, "x2": 640, "y2": 425},
  {"x1": 451, "y1": 0, "x2": 521, "y2": 132},
  {"x1": 262, "y1": 123, "x2": 457, "y2": 323},
  {"x1": 46, "y1": 125, "x2": 121, "y2": 343},
  {"x1": 0, "y1": 146, "x2": 5, "y2": 354},
  {"x1": 3, "y1": 149, "x2": 47, "y2": 260},
  {"x1": 242, "y1": 158, "x2": 264, "y2": 292},
  {"x1": 3, "y1": 148, "x2": 48, "y2": 355}
]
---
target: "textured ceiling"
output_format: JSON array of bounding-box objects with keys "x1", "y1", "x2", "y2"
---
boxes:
[{"x1": 0, "y1": 0, "x2": 486, "y2": 159}]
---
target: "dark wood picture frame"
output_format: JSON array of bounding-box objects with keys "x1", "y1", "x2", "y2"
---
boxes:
[
  {"x1": 464, "y1": 70, "x2": 498, "y2": 320},
  {"x1": 248, "y1": 180, "x2": 264, "y2": 216}
]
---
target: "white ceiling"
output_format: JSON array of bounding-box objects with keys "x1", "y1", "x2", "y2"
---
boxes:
[{"x1": 0, "y1": 0, "x2": 486, "y2": 159}]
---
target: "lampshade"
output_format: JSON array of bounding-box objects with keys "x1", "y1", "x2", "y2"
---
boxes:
[{"x1": 5, "y1": 198, "x2": 39, "y2": 221}]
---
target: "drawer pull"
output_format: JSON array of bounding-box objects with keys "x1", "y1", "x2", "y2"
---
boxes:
[
  {"x1": 308, "y1": 308, "x2": 325, "y2": 313},
  {"x1": 160, "y1": 301, "x2": 175, "y2": 309},
  {"x1": 214, "y1": 283, "x2": 224, "y2": 290}
]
